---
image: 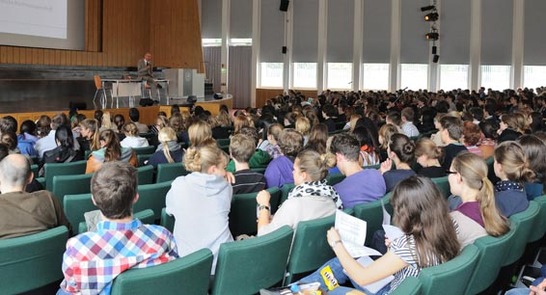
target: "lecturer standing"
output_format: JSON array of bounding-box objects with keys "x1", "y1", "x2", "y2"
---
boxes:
[{"x1": 137, "y1": 52, "x2": 155, "y2": 87}]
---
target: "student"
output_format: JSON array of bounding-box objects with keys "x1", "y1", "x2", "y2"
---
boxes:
[
  {"x1": 400, "y1": 107, "x2": 420, "y2": 137},
  {"x1": 330, "y1": 133, "x2": 386, "y2": 209},
  {"x1": 439, "y1": 115, "x2": 468, "y2": 170},
  {"x1": 256, "y1": 149, "x2": 339, "y2": 236},
  {"x1": 264, "y1": 128, "x2": 304, "y2": 188},
  {"x1": 518, "y1": 135, "x2": 546, "y2": 200},
  {"x1": 493, "y1": 141, "x2": 533, "y2": 217},
  {"x1": 120, "y1": 122, "x2": 150, "y2": 148},
  {"x1": 448, "y1": 153, "x2": 510, "y2": 247},
  {"x1": 41, "y1": 126, "x2": 84, "y2": 175},
  {"x1": 78, "y1": 118, "x2": 100, "y2": 152},
  {"x1": 462, "y1": 121, "x2": 483, "y2": 157},
  {"x1": 85, "y1": 129, "x2": 138, "y2": 174},
  {"x1": 229, "y1": 134, "x2": 266, "y2": 195},
  {"x1": 298, "y1": 176, "x2": 460, "y2": 294},
  {"x1": 165, "y1": 140, "x2": 233, "y2": 273},
  {"x1": 257, "y1": 123, "x2": 283, "y2": 159},
  {"x1": 497, "y1": 113, "x2": 525, "y2": 143},
  {"x1": 380, "y1": 134, "x2": 417, "y2": 192},
  {"x1": 226, "y1": 126, "x2": 271, "y2": 172},
  {"x1": 353, "y1": 126, "x2": 380, "y2": 167},
  {"x1": 378, "y1": 123, "x2": 399, "y2": 162},
  {"x1": 58, "y1": 162, "x2": 178, "y2": 294},
  {"x1": 414, "y1": 138, "x2": 446, "y2": 178},
  {"x1": 147, "y1": 127, "x2": 183, "y2": 168}
]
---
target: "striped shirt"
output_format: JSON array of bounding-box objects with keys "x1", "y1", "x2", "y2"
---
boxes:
[
  {"x1": 232, "y1": 169, "x2": 267, "y2": 195},
  {"x1": 59, "y1": 219, "x2": 178, "y2": 295}
]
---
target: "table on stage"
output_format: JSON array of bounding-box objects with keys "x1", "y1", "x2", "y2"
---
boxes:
[{"x1": 101, "y1": 79, "x2": 169, "y2": 108}]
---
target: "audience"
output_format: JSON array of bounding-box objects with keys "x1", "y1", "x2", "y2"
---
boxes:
[
  {"x1": 400, "y1": 107, "x2": 420, "y2": 137},
  {"x1": 264, "y1": 128, "x2": 304, "y2": 188},
  {"x1": 518, "y1": 135, "x2": 546, "y2": 200},
  {"x1": 147, "y1": 127, "x2": 183, "y2": 168},
  {"x1": 85, "y1": 129, "x2": 137, "y2": 173},
  {"x1": 229, "y1": 134, "x2": 267, "y2": 195},
  {"x1": 227, "y1": 126, "x2": 271, "y2": 171},
  {"x1": 414, "y1": 138, "x2": 446, "y2": 178},
  {"x1": 41, "y1": 125, "x2": 84, "y2": 175},
  {"x1": 380, "y1": 133, "x2": 417, "y2": 192},
  {"x1": 439, "y1": 115, "x2": 468, "y2": 170},
  {"x1": 128, "y1": 107, "x2": 149, "y2": 133},
  {"x1": 120, "y1": 122, "x2": 150, "y2": 148}
]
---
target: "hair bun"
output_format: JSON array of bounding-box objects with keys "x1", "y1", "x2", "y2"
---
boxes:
[{"x1": 403, "y1": 142, "x2": 415, "y2": 154}]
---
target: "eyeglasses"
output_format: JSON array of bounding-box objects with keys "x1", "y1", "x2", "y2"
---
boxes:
[{"x1": 446, "y1": 170, "x2": 458, "y2": 175}]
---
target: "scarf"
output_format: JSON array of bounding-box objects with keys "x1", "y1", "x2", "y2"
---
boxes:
[
  {"x1": 288, "y1": 179, "x2": 343, "y2": 209},
  {"x1": 495, "y1": 180, "x2": 524, "y2": 192}
]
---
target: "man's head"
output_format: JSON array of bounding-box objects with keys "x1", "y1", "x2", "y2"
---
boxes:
[
  {"x1": 229, "y1": 134, "x2": 255, "y2": 164},
  {"x1": 330, "y1": 133, "x2": 360, "y2": 164},
  {"x1": 0, "y1": 154, "x2": 33, "y2": 192},
  {"x1": 144, "y1": 52, "x2": 152, "y2": 61},
  {"x1": 129, "y1": 108, "x2": 140, "y2": 122},
  {"x1": 91, "y1": 162, "x2": 138, "y2": 220}
]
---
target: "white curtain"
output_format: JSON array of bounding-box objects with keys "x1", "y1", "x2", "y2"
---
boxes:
[{"x1": 228, "y1": 46, "x2": 252, "y2": 109}]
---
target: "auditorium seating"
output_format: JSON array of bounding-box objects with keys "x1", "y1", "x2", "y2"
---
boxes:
[
  {"x1": 353, "y1": 192, "x2": 393, "y2": 246},
  {"x1": 229, "y1": 187, "x2": 281, "y2": 237},
  {"x1": 135, "y1": 181, "x2": 172, "y2": 222}
]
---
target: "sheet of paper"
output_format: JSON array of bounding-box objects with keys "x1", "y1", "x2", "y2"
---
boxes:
[
  {"x1": 354, "y1": 256, "x2": 394, "y2": 293},
  {"x1": 335, "y1": 210, "x2": 382, "y2": 257},
  {"x1": 383, "y1": 224, "x2": 404, "y2": 241},
  {"x1": 381, "y1": 199, "x2": 391, "y2": 225}
]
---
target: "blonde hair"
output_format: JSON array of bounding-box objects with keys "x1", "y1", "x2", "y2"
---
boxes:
[
  {"x1": 80, "y1": 118, "x2": 100, "y2": 150},
  {"x1": 296, "y1": 149, "x2": 336, "y2": 181},
  {"x1": 188, "y1": 120, "x2": 213, "y2": 146},
  {"x1": 233, "y1": 114, "x2": 252, "y2": 134},
  {"x1": 101, "y1": 112, "x2": 114, "y2": 130},
  {"x1": 415, "y1": 138, "x2": 442, "y2": 160},
  {"x1": 494, "y1": 141, "x2": 535, "y2": 183},
  {"x1": 158, "y1": 127, "x2": 178, "y2": 163},
  {"x1": 122, "y1": 122, "x2": 139, "y2": 136},
  {"x1": 184, "y1": 139, "x2": 228, "y2": 173},
  {"x1": 295, "y1": 116, "x2": 311, "y2": 136},
  {"x1": 502, "y1": 112, "x2": 528, "y2": 133},
  {"x1": 379, "y1": 123, "x2": 399, "y2": 150},
  {"x1": 348, "y1": 114, "x2": 362, "y2": 132},
  {"x1": 452, "y1": 153, "x2": 509, "y2": 237}
]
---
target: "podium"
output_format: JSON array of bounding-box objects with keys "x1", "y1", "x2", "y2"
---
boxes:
[{"x1": 164, "y1": 69, "x2": 205, "y2": 99}]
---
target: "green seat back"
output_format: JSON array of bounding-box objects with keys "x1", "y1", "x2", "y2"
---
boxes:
[
  {"x1": 353, "y1": 192, "x2": 392, "y2": 246},
  {"x1": 160, "y1": 208, "x2": 175, "y2": 233},
  {"x1": 418, "y1": 244, "x2": 479, "y2": 295},
  {"x1": 431, "y1": 176, "x2": 450, "y2": 199},
  {"x1": 217, "y1": 138, "x2": 231, "y2": 153},
  {"x1": 464, "y1": 221, "x2": 519, "y2": 295},
  {"x1": 132, "y1": 146, "x2": 156, "y2": 155},
  {"x1": 326, "y1": 173, "x2": 345, "y2": 186},
  {"x1": 229, "y1": 187, "x2": 281, "y2": 237},
  {"x1": 137, "y1": 165, "x2": 154, "y2": 185},
  {"x1": 504, "y1": 201, "x2": 540, "y2": 266},
  {"x1": 78, "y1": 209, "x2": 156, "y2": 234},
  {"x1": 0, "y1": 226, "x2": 68, "y2": 294},
  {"x1": 63, "y1": 193, "x2": 94, "y2": 231},
  {"x1": 389, "y1": 276, "x2": 422, "y2": 295},
  {"x1": 111, "y1": 248, "x2": 213, "y2": 295},
  {"x1": 280, "y1": 183, "x2": 296, "y2": 204},
  {"x1": 137, "y1": 154, "x2": 152, "y2": 167},
  {"x1": 364, "y1": 163, "x2": 381, "y2": 170},
  {"x1": 135, "y1": 181, "x2": 172, "y2": 222},
  {"x1": 529, "y1": 195, "x2": 546, "y2": 242},
  {"x1": 52, "y1": 173, "x2": 94, "y2": 205},
  {"x1": 284, "y1": 215, "x2": 335, "y2": 284},
  {"x1": 211, "y1": 226, "x2": 293, "y2": 295},
  {"x1": 30, "y1": 163, "x2": 39, "y2": 178},
  {"x1": 156, "y1": 162, "x2": 189, "y2": 183},
  {"x1": 43, "y1": 160, "x2": 87, "y2": 190}
]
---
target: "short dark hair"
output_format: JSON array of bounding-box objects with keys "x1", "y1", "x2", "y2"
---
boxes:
[
  {"x1": 0, "y1": 116, "x2": 17, "y2": 134},
  {"x1": 91, "y1": 162, "x2": 138, "y2": 219},
  {"x1": 330, "y1": 133, "x2": 360, "y2": 162},
  {"x1": 129, "y1": 108, "x2": 140, "y2": 122},
  {"x1": 440, "y1": 115, "x2": 463, "y2": 140}
]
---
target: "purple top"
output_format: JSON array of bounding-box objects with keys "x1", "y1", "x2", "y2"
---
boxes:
[
  {"x1": 456, "y1": 201, "x2": 484, "y2": 227},
  {"x1": 334, "y1": 169, "x2": 386, "y2": 209},
  {"x1": 264, "y1": 155, "x2": 294, "y2": 188}
]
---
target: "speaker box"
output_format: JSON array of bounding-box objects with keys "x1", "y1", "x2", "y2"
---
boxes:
[
  {"x1": 213, "y1": 93, "x2": 223, "y2": 100},
  {"x1": 279, "y1": 0, "x2": 289, "y2": 11},
  {"x1": 187, "y1": 95, "x2": 197, "y2": 103},
  {"x1": 139, "y1": 98, "x2": 154, "y2": 107},
  {"x1": 282, "y1": 46, "x2": 287, "y2": 54}
]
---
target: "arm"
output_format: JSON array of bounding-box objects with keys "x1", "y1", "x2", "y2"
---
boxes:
[
  {"x1": 379, "y1": 158, "x2": 393, "y2": 174},
  {"x1": 256, "y1": 190, "x2": 272, "y2": 231},
  {"x1": 327, "y1": 228, "x2": 408, "y2": 286}
]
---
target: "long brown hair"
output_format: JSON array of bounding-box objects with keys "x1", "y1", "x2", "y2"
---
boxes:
[
  {"x1": 391, "y1": 176, "x2": 460, "y2": 267},
  {"x1": 99, "y1": 129, "x2": 121, "y2": 162},
  {"x1": 452, "y1": 152, "x2": 509, "y2": 236}
]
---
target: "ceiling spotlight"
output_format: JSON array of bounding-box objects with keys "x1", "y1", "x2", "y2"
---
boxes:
[
  {"x1": 424, "y1": 12, "x2": 439, "y2": 21},
  {"x1": 426, "y1": 32, "x2": 439, "y2": 41},
  {"x1": 421, "y1": 5, "x2": 436, "y2": 12}
]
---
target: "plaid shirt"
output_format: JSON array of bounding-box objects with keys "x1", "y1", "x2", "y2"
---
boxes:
[{"x1": 59, "y1": 219, "x2": 178, "y2": 295}]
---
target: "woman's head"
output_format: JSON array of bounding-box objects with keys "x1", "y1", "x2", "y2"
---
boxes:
[
  {"x1": 158, "y1": 127, "x2": 179, "y2": 163},
  {"x1": 450, "y1": 152, "x2": 509, "y2": 236},
  {"x1": 155, "y1": 115, "x2": 169, "y2": 131},
  {"x1": 98, "y1": 129, "x2": 121, "y2": 162},
  {"x1": 391, "y1": 176, "x2": 460, "y2": 266},
  {"x1": 184, "y1": 140, "x2": 228, "y2": 176},
  {"x1": 55, "y1": 125, "x2": 75, "y2": 149},
  {"x1": 305, "y1": 123, "x2": 329, "y2": 155},
  {"x1": 188, "y1": 120, "x2": 213, "y2": 146},
  {"x1": 378, "y1": 123, "x2": 398, "y2": 149},
  {"x1": 415, "y1": 138, "x2": 441, "y2": 166},
  {"x1": 233, "y1": 114, "x2": 252, "y2": 133},
  {"x1": 122, "y1": 122, "x2": 139, "y2": 137},
  {"x1": 293, "y1": 149, "x2": 335, "y2": 185},
  {"x1": 462, "y1": 121, "x2": 482, "y2": 147},
  {"x1": 388, "y1": 133, "x2": 415, "y2": 164},
  {"x1": 494, "y1": 141, "x2": 535, "y2": 183},
  {"x1": 113, "y1": 114, "x2": 125, "y2": 131},
  {"x1": 500, "y1": 112, "x2": 527, "y2": 133},
  {"x1": 518, "y1": 134, "x2": 546, "y2": 183},
  {"x1": 80, "y1": 119, "x2": 98, "y2": 139},
  {"x1": 295, "y1": 116, "x2": 311, "y2": 136}
]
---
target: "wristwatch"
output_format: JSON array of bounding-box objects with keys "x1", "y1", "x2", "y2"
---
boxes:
[{"x1": 258, "y1": 204, "x2": 270, "y2": 212}]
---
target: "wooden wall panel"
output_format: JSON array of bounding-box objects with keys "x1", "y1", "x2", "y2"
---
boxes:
[{"x1": 0, "y1": 0, "x2": 203, "y2": 70}]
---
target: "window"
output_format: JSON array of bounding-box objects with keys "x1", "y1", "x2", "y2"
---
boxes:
[
  {"x1": 524, "y1": 66, "x2": 546, "y2": 90},
  {"x1": 202, "y1": 38, "x2": 222, "y2": 47},
  {"x1": 400, "y1": 64, "x2": 428, "y2": 90},
  {"x1": 327, "y1": 63, "x2": 352, "y2": 90},
  {"x1": 440, "y1": 65, "x2": 469, "y2": 90},
  {"x1": 229, "y1": 38, "x2": 252, "y2": 46},
  {"x1": 362, "y1": 63, "x2": 389, "y2": 90},
  {"x1": 293, "y1": 63, "x2": 317, "y2": 89},
  {"x1": 481, "y1": 65, "x2": 511, "y2": 90},
  {"x1": 260, "y1": 63, "x2": 283, "y2": 88}
]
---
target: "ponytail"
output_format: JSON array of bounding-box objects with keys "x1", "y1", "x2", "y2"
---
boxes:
[{"x1": 478, "y1": 177, "x2": 510, "y2": 236}]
